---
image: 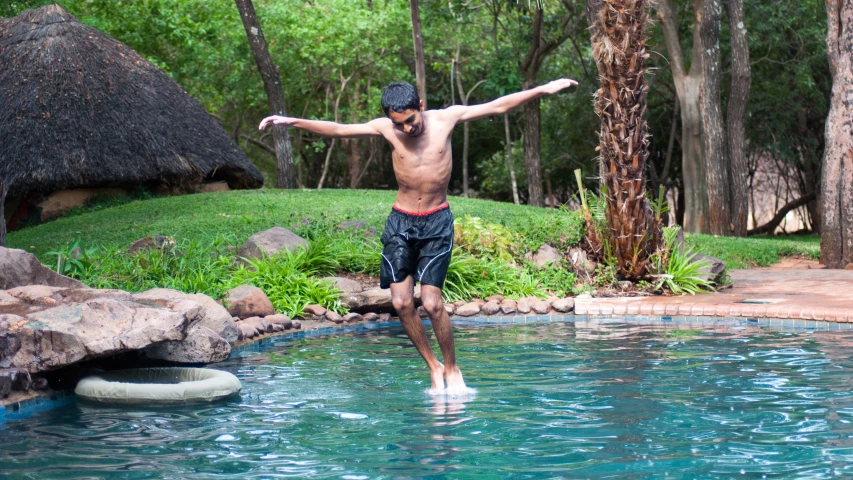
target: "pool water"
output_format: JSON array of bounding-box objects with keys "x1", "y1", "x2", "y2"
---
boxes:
[{"x1": 3, "y1": 321, "x2": 853, "y2": 478}]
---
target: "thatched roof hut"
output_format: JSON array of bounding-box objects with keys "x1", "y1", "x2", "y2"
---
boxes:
[{"x1": 0, "y1": 4, "x2": 264, "y2": 201}]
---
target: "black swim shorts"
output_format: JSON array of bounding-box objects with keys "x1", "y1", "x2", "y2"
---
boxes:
[{"x1": 379, "y1": 203, "x2": 454, "y2": 289}]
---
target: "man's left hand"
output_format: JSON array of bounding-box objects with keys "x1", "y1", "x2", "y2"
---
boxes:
[{"x1": 541, "y1": 78, "x2": 578, "y2": 95}]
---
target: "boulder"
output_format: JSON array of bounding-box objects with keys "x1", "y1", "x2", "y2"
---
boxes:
[
  {"x1": 0, "y1": 287, "x2": 197, "y2": 373},
  {"x1": 691, "y1": 254, "x2": 727, "y2": 284},
  {"x1": 444, "y1": 304, "x2": 456, "y2": 315},
  {"x1": 292, "y1": 320, "x2": 302, "y2": 329},
  {"x1": 0, "y1": 247, "x2": 85, "y2": 290},
  {"x1": 343, "y1": 313, "x2": 363, "y2": 323},
  {"x1": 338, "y1": 220, "x2": 367, "y2": 230},
  {"x1": 481, "y1": 301, "x2": 501, "y2": 315},
  {"x1": 325, "y1": 311, "x2": 343, "y2": 324},
  {"x1": 272, "y1": 324, "x2": 284, "y2": 332},
  {"x1": 304, "y1": 304, "x2": 327, "y2": 316},
  {"x1": 343, "y1": 288, "x2": 393, "y2": 311},
  {"x1": 238, "y1": 322, "x2": 258, "y2": 339},
  {"x1": 532, "y1": 244, "x2": 562, "y2": 268},
  {"x1": 500, "y1": 299, "x2": 517, "y2": 315},
  {"x1": 517, "y1": 298, "x2": 532, "y2": 314},
  {"x1": 568, "y1": 247, "x2": 597, "y2": 274},
  {"x1": 132, "y1": 288, "x2": 238, "y2": 345},
  {"x1": 363, "y1": 312, "x2": 379, "y2": 322},
  {"x1": 243, "y1": 317, "x2": 268, "y2": 334},
  {"x1": 128, "y1": 235, "x2": 175, "y2": 254},
  {"x1": 486, "y1": 294, "x2": 504, "y2": 303},
  {"x1": 378, "y1": 313, "x2": 392, "y2": 322},
  {"x1": 265, "y1": 314, "x2": 292, "y2": 329},
  {"x1": 225, "y1": 285, "x2": 275, "y2": 319},
  {"x1": 417, "y1": 306, "x2": 428, "y2": 318},
  {"x1": 321, "y1": 276, "x2": 363, "y2": 294},
  {"x1": 552, "y1": 297, "x2": 575, "y2": 313},
  {"x1": 531, "y1": 300, "x2": 551, "y2": 314},
  {"x1": 237, "y1": 227, "x2": 307, "y2": 260},
  {"x1": 456, "y1": 302, "x2": 481, "y2": 317},
  {"x1": 144, "y1": 325, "x2": 231, "y2": 364}
]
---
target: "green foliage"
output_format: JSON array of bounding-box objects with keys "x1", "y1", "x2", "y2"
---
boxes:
[
  {"x1": 651, "y1": 227, "x2": 715, "y2": 295},
  {"x1": 226, "y1": 256, "x2": 343, "y2": 318},
  {"x1": 442, "y1": 249, "x2": 541, "y2": 303},
  {"x1": 453, "y1": 215, "x2": 516, "y2": 263},
  {"x1": 45, "y1": 240, "x2": 98, "y2": 278}
]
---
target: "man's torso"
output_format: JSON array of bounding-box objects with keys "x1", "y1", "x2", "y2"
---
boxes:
[{"x1": 376, "y1": 111, "x2": 456, "y2": 213}]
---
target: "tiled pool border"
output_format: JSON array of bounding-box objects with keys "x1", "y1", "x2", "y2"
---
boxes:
[{"x1": 5, "y1": 313, "x2": 853, "y2": 424}]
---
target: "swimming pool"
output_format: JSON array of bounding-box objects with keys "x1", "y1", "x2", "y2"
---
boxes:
[{"x1": 2, "y1": 320, "x2": 853, "y2": 478}]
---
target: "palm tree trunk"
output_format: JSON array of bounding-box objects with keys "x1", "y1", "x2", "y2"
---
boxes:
[{"x1": 589, "y1": 0, "x2": 659, "y2": 279}]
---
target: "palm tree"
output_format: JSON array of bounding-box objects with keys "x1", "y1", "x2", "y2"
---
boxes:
[{"x1": 588, "y1": 0, "x2": 660, "y2": 279}]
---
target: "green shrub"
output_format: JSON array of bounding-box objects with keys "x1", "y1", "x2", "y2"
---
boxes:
[
  {"x1": 453, "y1": 215, "x2": 516, "y2": 263},
  {"x1": 651, "y1": 227, "x2": 716, "y2": 295}
]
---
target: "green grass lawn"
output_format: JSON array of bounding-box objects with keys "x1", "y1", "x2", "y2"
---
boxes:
[{"x1": 5, "y1": 188, "x2": 818, "y2": 273}]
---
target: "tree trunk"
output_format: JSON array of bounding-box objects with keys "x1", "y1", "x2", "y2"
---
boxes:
[
  {"x1": 820, "y1": 0, "x2": 853, "y2": 269},
  {"x1": 235, "y1": 0, "x2": 297, "y2": 189},
  {"x1": 657, "y1": 0, "x2": 712, "y2": 233},
  {"x1": 726, "y1": 0, "x2": 750, "y2": 237},
  {"x1": 505, "y1": 113, "x2": 520, "y2": 205},
  {"x1": 410, "y1": 0, "x2": 427, "y2": 108},
  {"x1": 0, "y1": 179, "x2": 6, "y2": 248},
  {"x1": 590, "y1": 0, "x2": 659, "y2": 279},
  {"x1": 522, "y1": 77, "x2": 544, "y2": 207},
  {"x1": 455, "y1": 67, "x2": 485, "y2": 198},
  {"x1": 699, "y1": 0, "x2": 732, "y2": 235}
]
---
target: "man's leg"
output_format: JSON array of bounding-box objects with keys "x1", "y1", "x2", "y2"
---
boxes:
[
  {"x1": 390, "y1": 275, "x2": 445, "y2": 392},
  {"x1": 420, "y1": 285, "x2": 467, "y2": 392}
]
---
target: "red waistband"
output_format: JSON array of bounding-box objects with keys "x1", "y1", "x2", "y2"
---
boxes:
[{"x1": 392, "y1": 202, "x2": 450, "y2": 216}]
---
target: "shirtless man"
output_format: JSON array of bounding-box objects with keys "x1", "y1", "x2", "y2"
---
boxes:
[{"x1": 259, "y1": 78, "x2": 577, "y2": 394}]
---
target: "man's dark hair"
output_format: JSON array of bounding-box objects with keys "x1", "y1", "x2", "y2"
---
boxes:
[{"x1": 381, "y1": 82, "x2": 420, "y2": 115}]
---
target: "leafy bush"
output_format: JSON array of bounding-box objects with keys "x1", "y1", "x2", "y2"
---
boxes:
[
  {"x1": 453, "y1": 215, "x2": 516, "y2": 263},
  {"x1": 650, "y1": 227, "x2": 716, "y2": 295}
]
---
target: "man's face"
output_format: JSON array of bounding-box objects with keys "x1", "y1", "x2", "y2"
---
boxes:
[{"x1": 387, "y1": 101, "x2": 425, "y2": 137}]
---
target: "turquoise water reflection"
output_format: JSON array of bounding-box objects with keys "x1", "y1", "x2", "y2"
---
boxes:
[{"x1": 2, "y1": 322, "x2": 853, "y2": 478}]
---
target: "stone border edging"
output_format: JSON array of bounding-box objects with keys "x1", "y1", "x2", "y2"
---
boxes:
[{"x1": 6, "y1": 311, "x2": 853, "y2": 424}]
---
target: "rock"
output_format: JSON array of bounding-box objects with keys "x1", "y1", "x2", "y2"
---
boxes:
[
  {"x1": 453, "y1": 301, "x2": 465, "y2": 308},
  {"x1": 378, "y1": 313, "x2": 392, "y2": 322},
  {"x1": 0, "y1": 369, "x2": 14, "y2": 396},
  {"x1": 325, "y1": 311, "x2": 343, "y2": 324},
  {"x1": 292, "y1": 321, "x2": 302, "y2": 329},
  {"x1": 321, "y1": 276, "x2": 363, "y2": 294},
  {"x1": 272, "y1": 324, "x2": 284, "y2": 332},
  {"x1": 128, "y1": 235, "x2": 175, "y2": 254},
  {"x1": 343, "y1": 313, "x2": 363, "y2": 323},
  {"x1": 226, "y1": 285, "x2": 275, "y2": 319},
  {"x1": 500, "y1": 299, "x2": 517, "y2": 314},
  {"x1": 552, "y1": 297, "x2": 575, "y2": 313},
  {"x1": 0, "y1": 288, "x2": 196, "y2": 373},
  {"x1": 244, "y1": 317, "x2": 267, "y2": 334},
  {"x1": 690, "y1": 254, "x2": 727, "y2": 284},
  {"x1": 144, "y1": 325, "x2": 231, "y2": 364},
  {"x1": 456, "y1": 302, "x2": 481, "y2": 317},
  {"x1": 31, "y1": 376, "x2": 49, "y2": 390},
  {"x1": 517, "y1": 298, "x2": 532, "y2": 314},
  {"x1": 342, "y1": 288, "x2": 393, "y2": 311},
  {"x1": 531, "y1": 300, "x2": 551, "y2": 314},
  {"x1": 532, "y1": 244, "x2": 562, "y2": 268},
  {"x1": 486, "y1": 294, "x2": 504, "y2": 303},
  {"x1": 132, "y1": 288, "x2": 238, "y2": 345},
  {"x1": 265, "y1": 314, "x2": 292, "y2": 329},
  {"x1": 0, "y1": 368, "x2": 31, "y2": 391},
  {"x1": 417, "y1": 306, "x2": 428, "y2": 318},
  {"x1": 363, "y1": 312, "x2": 379, "y2": 322},
  {"x1": 546, "y1": 296, "x2": 559, "y2": 307},
  {"x1": 338, "y1": 220, "x2": 367, "y2": 230},
  {"x1": 472, "y1": 298, "x2": 486, "y2": 306},
  {"x1": 846, "y1": 263, "x2": 853, "y2": 271},
  {"x1": 568, "y1": 247, "x2": 597, "y2": 273},
  {"x1": 481, "y1": 301, "x2": 500, "y2": 315},
  {"x1": 0, "y1": 247, "x2": 86, "y2": 290},
  {"x1": 238, "y1": 323, "x2": 258, "y2": 339},
  {"x1": 237, "y1": 227, "x2": 308, "y2": 261},
  {"x1": 444, "y1": 304, "x2": 455, "y2": 315},
  {"x1": 304, "y1": 304, "x2": 327, "y2": 316}
]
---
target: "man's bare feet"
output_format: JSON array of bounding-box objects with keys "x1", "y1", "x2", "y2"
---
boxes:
[
  {"x1": 429, "y1": 363, "x2": 446, "y2": 394},
  {"x1": 444, "y1": 366, "x2": 467, "y2": 394}
]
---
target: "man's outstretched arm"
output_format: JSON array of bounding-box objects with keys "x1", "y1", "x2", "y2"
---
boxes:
[
  {"x1": 446, "y1": 78, "x2": 578, "y2": 123},
  {"x1": 259, "y1": 116, "x2": 385, "y2": 138}
]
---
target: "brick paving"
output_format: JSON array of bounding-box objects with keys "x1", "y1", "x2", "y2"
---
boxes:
[{"x1": 575, "y1": 269, "x2": 853, "y2": 322}]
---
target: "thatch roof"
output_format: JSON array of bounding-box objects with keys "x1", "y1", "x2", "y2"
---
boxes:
[{"x1": 0, "y1": 4, "x2": 263, "y2": 198}]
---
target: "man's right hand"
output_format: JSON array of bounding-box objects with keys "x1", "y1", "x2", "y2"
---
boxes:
[{"x1": 259, "y1": 115, "x2": 296, "y2": 130}]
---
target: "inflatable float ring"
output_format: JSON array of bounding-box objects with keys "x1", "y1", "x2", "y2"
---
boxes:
[{"x1": 75, "y1": 367, "x2": 242, "y2": 405}]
